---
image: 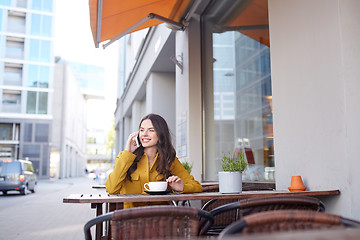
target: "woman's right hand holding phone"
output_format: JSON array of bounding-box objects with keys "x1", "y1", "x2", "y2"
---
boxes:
[{"x1": 125, "y1": 132, "x2": 140, "y2": 153}]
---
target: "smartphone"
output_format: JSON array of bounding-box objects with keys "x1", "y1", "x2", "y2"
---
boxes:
[{"x1": 133, "y1": 135, "x2": 141, "y2": 147}]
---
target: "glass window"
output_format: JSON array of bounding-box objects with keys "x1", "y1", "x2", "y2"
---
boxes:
[
  {"x1": 43, "y1": 0, "x2": 53, "y2": 12},
  {"x1": 27, "y1": 64, "x2": 49, "y2": 88},
  {"x1": 30, "y1": 14, "x2": 52, "y2": 37},
  {"x1": 0, "y1": 124, "x2": 13, "y2": 140},
  {"x1": 35, "y1": 123, "x2": 48, "y2": 142},
  {"x1": 202, "y1": 0, "x2": 274, "y2": 182},
  {"x1": 31, "y1": 0, "x2": 42, "y2": 10},
  {"x1": 31, "y1": 160, "x2": 40, "y2": 176},
  {"x1": 32, "y1": 0, "x2": 53, "y2": 12},
  {"x1": 16, "y1": 0, "x2": 27, "y2": 8},
  {"x1": 29, "y1": 39, "x2": 40, "y2": 61},
  {"x1": 0, "y1": 0, "x2": 11, "y2": 6},
  {"x1": 23, "y1": 144, "x2": 40, "y2": 158},
  {"x1": 39, "y1": 66, "x2": 50, "y2": 87},
  {"x1": 27, "y1": 64, "x2": 38, "y2": 87},
  {"x1": 4, "y1": 64, "x2": 22, "y2": 86},
  {"x1": 28, "y1": 39, "x2": 51, "y2": 62},
  {"x1": 2, "y1": 90, "x2": 21, "y2": 113},
  {"x1": 26, "y1": 91, "x2": 36, "y2": 114},
  {"x1": 42, "y1": 15, "x2": 52, "y2": 37},
  {"x1": 5, "y1": 37, "x2": 24, "y2": 59},
  {"x1": 42, "y1": 145, "x2": 49, "y2": 175},
  {"x1": 25, "y1": 91, "x2": 49, "y2": 114},
  {"x1": 7, "y1": 11, "x2": 26, "y2": 34},
  {"x1": 24, "y1": 123, "x2": 32, "y2": 142},
  {"x1": 30, "y1": 14, "x2": 41, "y2": 35},
  {"x1": 38, "y1": 92, "x2": 48, "y2": 114},
  {"x1": 0, "y1": 9, "x2": 3, "y2": 31},
  {"x1": 40, "y1": 40, "x2": 51, "y2": 62}
]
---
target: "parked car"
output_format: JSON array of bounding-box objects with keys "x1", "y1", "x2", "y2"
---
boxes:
[{"x1": 0, "y1": 159, "x2": 37, "y2": 195}]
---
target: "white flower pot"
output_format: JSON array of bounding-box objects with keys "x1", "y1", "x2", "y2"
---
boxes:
[{"x1": 218, "y1": 171, "x2": 242, "y2": 193}]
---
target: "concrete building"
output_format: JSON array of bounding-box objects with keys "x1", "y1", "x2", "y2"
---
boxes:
[
  {"x1": 51, "y1": 59, "x2": 109, "y2": 179},
  {"x1": 65, "y1": 61, "x2": 111, "y2": 174},
  {"x1": 106, "y1": 0, "x2": 360, "y2": 220},
  {"x1": 51, "y1": 59, "x2": 87, "y2": 179},
  {"x1": 0, "y1": 0, "x2": 54, "y2": 179}
]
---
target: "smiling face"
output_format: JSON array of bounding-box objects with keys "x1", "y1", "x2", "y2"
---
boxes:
[{"x1": 139, "y1": 119, "x2": 159, "y2": 149}]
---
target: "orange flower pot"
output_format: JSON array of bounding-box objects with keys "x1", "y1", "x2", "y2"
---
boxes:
[{"x1": 288, "y1": 175, "x2": 306, "y2": 192}]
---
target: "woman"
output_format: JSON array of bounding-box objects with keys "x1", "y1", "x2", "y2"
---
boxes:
[{"x1": 106, "y1": 113, "x2": 202, "y2": 208}]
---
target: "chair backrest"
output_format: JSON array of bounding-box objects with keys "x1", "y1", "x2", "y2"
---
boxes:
[
  {"x1": 84, "y1": 205, "x2": 213, "y2": 240},
  {"x1": 219, "y1": 209, "x2": 360, "y2": 239},
  {"x1": 200, "y1": 196, "x2": 325, "y2": 235}
]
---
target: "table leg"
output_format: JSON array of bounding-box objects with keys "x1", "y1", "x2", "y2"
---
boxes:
[{"x1": 91, "y1": 203, "x2": 103, "y2": 240}]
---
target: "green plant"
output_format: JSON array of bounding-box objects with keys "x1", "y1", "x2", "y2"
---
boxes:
[
  {"x1": 182, "y1": 160, "x2": 193, "y2": 173},
  {"x1": 221, "y1": 152, "x2": 248, "y2": 172}
]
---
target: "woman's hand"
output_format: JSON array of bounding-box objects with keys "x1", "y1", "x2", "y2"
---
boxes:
[
  {"x1": 166, "y1": 175, "x2": 184, "y2": 192},
  {"x1": 125, "y1": 132, "x2": 140, "y2": 153}
]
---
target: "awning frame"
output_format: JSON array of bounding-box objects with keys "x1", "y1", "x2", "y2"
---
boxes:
[
  {"x1": 94, "y1": 0, "x2": 204, "y2": 49},
  {"x1": 95, "y1": 0, "x2": 103, "y2": 48},
  {"x1": 102, "y1": 13, "x2": 185, "y2": 49}
]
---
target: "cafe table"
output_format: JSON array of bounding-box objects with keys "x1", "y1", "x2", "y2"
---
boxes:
[{"x1": 63, "y1": 189, "x2": 340, "y2": 240}]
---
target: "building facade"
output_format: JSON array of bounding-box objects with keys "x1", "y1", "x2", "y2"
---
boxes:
[
  {"x1": 0, "y1": 0, "x2": 54, "y2": 179},
  {"x1": 51, "y1": 59, "x2": 87, "y2": 179},
  {"x1": 113, "y1": 0, "x2": 360, "y2": 220}
]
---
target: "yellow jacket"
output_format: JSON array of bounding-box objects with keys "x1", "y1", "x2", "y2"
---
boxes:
[{"x1": 106, "y1": 150, "x2": 202, "y2": 208}]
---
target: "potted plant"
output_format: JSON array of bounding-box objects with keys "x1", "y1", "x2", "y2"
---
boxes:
[
  {"x1": 182, "y1": 160, "x2": 193, "y2": 174},
  {"x1": 219, "y1": 151, "x2": 248, "y2": 193}
]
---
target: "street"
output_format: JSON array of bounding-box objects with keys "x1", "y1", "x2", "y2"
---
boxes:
[{"x1": 0, "y1": 177, "x2": 103, "y2": 240}]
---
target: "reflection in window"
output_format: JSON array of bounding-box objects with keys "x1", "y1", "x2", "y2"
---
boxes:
[
  {"x1": 31, "y1": 0, "x2": 53, "y2": 12},
  {"x1": 24, "y1": 123, "x2": 32, "y2": 142},
  {"x1": 28, "y1": 39, "x2": 51, "y2": 62},
  {"x1": 0, "y1": 124, "x2": 13, "y2": 140},
  {"x1": 0, "y1": 9, "x2": 3, "y2": 30},
  {"x1": 30, "y1": 14, "x2": 52, "y2": 37},
  {"x1": 0, "y1": 0, "x2": 11, "y2": 6},
  {"x1": 27, "y1": 64, "x2": 50, "y2": 88},
  {"x1": 26, "y1": 91, "x2": 36, "y2": 114},
  {"x1": 26, "y1": 91, "x2": 48, "y2": 114},
  {"x1": 203, "y1": 0, "x2": 273, "y2": 182},
  {"x1": 23, "y1": 144, "x2": 40, "y2": 158},
  {"x1": 30, "y1": 14, "x2": 41, "y2": 35},
  {"x1": 38, "y1": 92, "x2": 48, "y2": 114},
  {"x1": 35, "y1": 123, "x2": 49, "y2": 142}
]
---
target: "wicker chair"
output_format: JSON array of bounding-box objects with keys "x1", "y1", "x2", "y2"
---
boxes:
[
  {"x1": 200, "y1": 196, "x2": 325, "y2": 236},
  {"x1": 84, "y1": 205, "x2": 214, "y2": 240},
  {"x1": 218, "y1": 209, "x2": 360, "y2": 239},
  {"x1": 201, "y1": 181, "x2": 276, "y2": 233}
]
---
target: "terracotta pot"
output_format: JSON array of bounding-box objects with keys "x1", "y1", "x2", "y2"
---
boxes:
[{"x1": 288, "y1": 175, "x2": 306, "y2": 192}]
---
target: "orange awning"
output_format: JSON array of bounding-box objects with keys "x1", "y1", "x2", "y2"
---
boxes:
[
  {"x1": 89, "y1": 0, "x2": 192, "y2": 48},
  {"x1": 228, "y1": 0, "x2": 269, "y2": 46}
]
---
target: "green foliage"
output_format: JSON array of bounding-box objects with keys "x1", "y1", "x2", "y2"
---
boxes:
[
  {"x1": 221, "y1": 152, "x2": 248, "y2": 172},
  {"x1": 105, "y1": 119, "x2": 115, "y2": 156},
  {"x1": 182, "y1": 160, "x2": 193, "y2": 174}
]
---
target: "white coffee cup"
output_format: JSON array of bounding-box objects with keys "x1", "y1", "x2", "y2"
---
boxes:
[{"x1": 144, "y1": 181, "x2": 168, "y2": 192}]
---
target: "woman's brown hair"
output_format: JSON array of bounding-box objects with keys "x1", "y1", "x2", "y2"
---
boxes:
[{"x1": 126, "y1": 114, "x2": 176, "y2": 181}]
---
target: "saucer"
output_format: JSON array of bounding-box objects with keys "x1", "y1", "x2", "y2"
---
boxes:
[
  {"x1": 288, "y1": 186, "x2": 306, "y2": 192},
  {"x1": 144, "y1": 190, "x2": 172, "y2": 195}
]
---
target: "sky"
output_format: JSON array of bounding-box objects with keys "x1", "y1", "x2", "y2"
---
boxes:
[{"x1": 54, "y1": 0, "x2": 119, "y2": 131}]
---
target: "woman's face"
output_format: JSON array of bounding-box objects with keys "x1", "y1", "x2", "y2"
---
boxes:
[{"x1": 139, "y1": 119, "x2": 159, "y2": 148}]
